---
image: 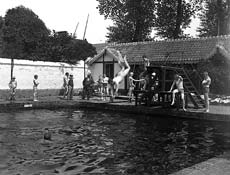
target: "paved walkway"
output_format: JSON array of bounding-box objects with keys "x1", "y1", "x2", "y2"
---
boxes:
[{"x1": 171, "y1": 158, "x2": 230, "y2": 175}]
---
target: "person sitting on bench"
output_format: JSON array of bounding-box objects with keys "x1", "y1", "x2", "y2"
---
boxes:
[{"x1": 169, "y1": 74, "x2": 186, "y2": 111}]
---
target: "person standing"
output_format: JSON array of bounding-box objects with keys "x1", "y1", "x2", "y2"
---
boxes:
[
  {"x1": 63, "y1": 72, "x2": 69, "y2": 99},
  {"x1": 67, "y1": 74, "x2": 74, "y2": 100},
  {"x1": 169, "y1": 74, "x2": 186, "y2": 111},
  {"x1": 102, "y1": 74, "x2": 109, "y2": 100},
  {"x1": 33, "y1": 75, "x2": 39, "y2": 101},
  {"x1": 9, "y1": 76, "x2": 17, "y2": 101},
  {"x1": 82, "y1": 73, "x2": 94, "y2": 100},
  {"x1": 112, "y1": 51, "x2": 130, "y2": 96},
  {"x1": 97, "y1": 75, "x2": 103, "y2": 100},
  {"x1": 202, "y1": 72, "x2": 211, "y2": 112},
  {"x1": 142, "y1": 55, "x2": 150, "y2": 71},
  {"x1": 128, "y1": 72, "x2": 144, "y2": 102}
]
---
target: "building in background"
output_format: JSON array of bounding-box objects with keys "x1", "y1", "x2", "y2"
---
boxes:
[{"x1": 88, "y1": 35, "x2": 230, "y2": 93}]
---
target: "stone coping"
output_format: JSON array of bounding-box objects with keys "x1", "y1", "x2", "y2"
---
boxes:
[
  {"x1": 0, "y1": 96, "x2": 229, "y2": 122},
  {"x1": 171, "y1": 158, "x2": 230, "y2": 175}
]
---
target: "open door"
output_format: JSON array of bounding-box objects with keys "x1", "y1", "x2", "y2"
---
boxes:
[{"x1": 104, "y1": 63, "x2": 114, "y2": 79}]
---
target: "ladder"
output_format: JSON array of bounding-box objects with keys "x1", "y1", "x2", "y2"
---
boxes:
[{"x1": 167, "y1": 66, "x2": 205, "y2": 108}]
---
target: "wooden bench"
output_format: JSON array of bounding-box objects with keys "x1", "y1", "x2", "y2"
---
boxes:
[{"x1": 133, "y1": 90, "x2": 148, "y2": 106}]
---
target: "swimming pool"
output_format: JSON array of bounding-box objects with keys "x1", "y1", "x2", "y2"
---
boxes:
[{"x1": 0, "y1": 109, "x2": 230, "y2": 175}]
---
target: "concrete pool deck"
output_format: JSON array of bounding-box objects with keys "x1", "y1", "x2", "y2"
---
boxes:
[
  {"x1": 0, "y1": 96, "x2": 230, "y2": 175},
  {"x1": 0, "y1": 95, "x2": 229, "y2": 122},
  {"x1": 171, "y1": 157, "x2": 230, "y2": 175}
]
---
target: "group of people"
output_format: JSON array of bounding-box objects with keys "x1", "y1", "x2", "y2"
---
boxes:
[
  {"x1": 8, "y1": 72, "x2": 75, "y2": 102},
  {"x1": 92, "y1": 50, "x2": 132, "y2": 101},
  {"x1": 8, "y1": 49, "x2": 212, "y2": 113},
  {"x1": 96, "y1": 74, "x2": 111, "y2": 101},
  {"x1": 169, "y1": 72, "x2": 211, "y2": 112},
  {"x1": 97, "y1": 50, "x2": 212, "y2": 113},
  {"x1": 62, "y1": 72, "x2": 74, "y2": 100},
  {"x1": 9, "y1": 74, "x2": 39, "y2": 101}
]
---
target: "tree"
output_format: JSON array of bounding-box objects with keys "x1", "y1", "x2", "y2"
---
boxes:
[
  {"x1": 97, "y1": 0, "x2": 156, "y2": 42},
  {"x1": 1, "y1": 6, "x2": 97, "y2": 66},
  {"x1": 155, "y1": 0, "x2": 200, "y2": 39},
  {"x1": 36, "y1": 31, "x2": 97, "y2": 64},
  {"x1": 2, "y1": 6, "x2": 50, "y2": 59},
  {"x1": 0, "y1": 16, "x2": 4, "y2": 56},
  {"x1": 1, "y1": 6, "x2": 50, "y2": 78},
  {"x1": 198, "y1": 0, "x2": 230, "y2": 37},
  {"x1": 64, "y1": 39, "x2": 97, "y2": 64}
]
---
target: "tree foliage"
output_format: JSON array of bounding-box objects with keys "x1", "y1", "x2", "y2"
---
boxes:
[
  {"x1": 31, "y1": 31, "x2": 97, "y2": 64},
  {"x1": 2, "y1": 6, "x2": 50, "y2": 59},
  {"x1": 155, "y1": 0, "x2": 201, "y2": 39},
  {"x1": 97, "y1": 0, "x2": 155, "y2": 42},
  {"x1": 97, "y1": 0, "x2": 203, "y2": 41},
  {"x1": 198, "y1": 0, "x2": 230, "y2": 37},
  {"x1": 0, "y1": 6, "x2": 97, "y2": 64}
]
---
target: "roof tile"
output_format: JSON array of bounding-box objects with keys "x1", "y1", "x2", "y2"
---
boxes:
[{"x1": 93, "y1": 35, "x2": 230, "y2": 64}]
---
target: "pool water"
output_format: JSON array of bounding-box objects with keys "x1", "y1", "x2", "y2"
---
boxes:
[{"x1": 0, "y1": 109, "x2": 230, "y2": 175}]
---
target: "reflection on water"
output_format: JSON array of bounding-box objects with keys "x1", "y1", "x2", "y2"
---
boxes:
[{"x1": 0, "y1": 109, "x2": 230, "y2": 175}]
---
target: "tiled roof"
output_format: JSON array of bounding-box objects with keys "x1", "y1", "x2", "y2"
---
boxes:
[
  {"x1": 93, "y1": 35, "x2": 230, "y2": 64},
  {"x1": 87, "y1": 47, "x2": 120, "y2": 65}
]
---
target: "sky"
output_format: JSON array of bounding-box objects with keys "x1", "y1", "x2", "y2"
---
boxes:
[{"x1": 0, "y1": 0, "x2": 199, "y2": 44}]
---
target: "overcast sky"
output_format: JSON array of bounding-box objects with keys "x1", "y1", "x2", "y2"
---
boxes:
[{"x1": 0, "y1": 0, "x2": 199, "y2": 44}]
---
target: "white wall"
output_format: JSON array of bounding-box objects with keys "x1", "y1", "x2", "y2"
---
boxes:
[
  {"x1": 0, "y1": 58, "x2": 85, "y2": 89},
  {"x1": 88, "y1": 54, "x2": 126, "y2": 89},
  {"x1": 90, "y1": 63, "x2": 103, "y2": 82}
]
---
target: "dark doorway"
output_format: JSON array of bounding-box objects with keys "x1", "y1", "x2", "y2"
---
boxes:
[{"x1": 104, "y1": 63, "x2": 114, "y2": 79}]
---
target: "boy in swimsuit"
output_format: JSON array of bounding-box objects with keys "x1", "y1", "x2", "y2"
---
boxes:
[
  {"x1": 97, "y1": 75, "x2": 103, "y2": 100},
  {"x1": 9, "y1": 76, "x2": 17, "y2": 101},
  {"x1": 169, "y1": 74, "x2": 186, "y2": 111},
  {"x1": 63, "y1": 72, "x2": 69, "y2": 99},
  {"x1": 128, "y1": 72, "x2": 144, "y2": 102},
  {"x1": 33, "y1": 75, "x2": 39, "y2": 101},
  {"x1": 102, "y1": 74, "x2": 109, "y2": 100},
  {"x1": 202, "y1": 72, "x2": 211, "y2": 112},
  {"x1": 67, "y1": 74, "x2": 74, "y2": 100},
  {"x1": 112, "y1": 51, "x2": 130, "y2": 96},
  {"x1": 44, "y1": 128, "x2": 52, "y2": 141}
]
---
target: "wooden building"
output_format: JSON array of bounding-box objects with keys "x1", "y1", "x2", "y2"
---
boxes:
[{"x1": 87, "y1": 35, "x2": 230, "y2": 93}]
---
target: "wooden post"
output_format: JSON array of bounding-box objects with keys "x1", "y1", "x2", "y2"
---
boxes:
[
  {"x1": 11, "y1": 58, "x2": 14, "y2": 79},
  {"x1": 162, "y1": 67, "x2": 166, "y2": 91},
  {"x1": 84, "y1": 60, "x2": 86, "y2": 78},
  {"x1": 102, "y1": 52, "x2": 105, "y2": 75}
]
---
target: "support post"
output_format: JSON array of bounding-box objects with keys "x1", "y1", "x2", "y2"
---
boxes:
[
  {"x1": 11, "y1": 58, "x2": 14, "y2": 79},
  {"x1": 84, "y1": 60, "x2": 85, "y2": 78},
  {"x1": 162, "y1": 67, "x2": 166, "y2": 91}
]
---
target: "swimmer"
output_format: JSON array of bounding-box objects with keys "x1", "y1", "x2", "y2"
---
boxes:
[
  {"x1": 43, "y1": 128, "x2": 52, "y2": 141},
  {"x1": 112, "y1": 51, "x2": 130, "y2": 96}
]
